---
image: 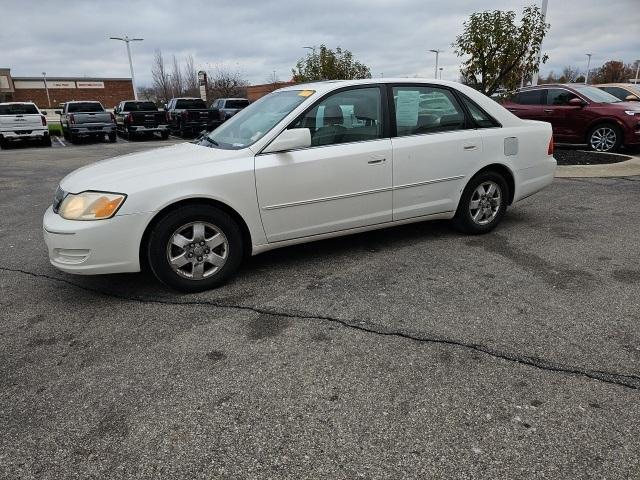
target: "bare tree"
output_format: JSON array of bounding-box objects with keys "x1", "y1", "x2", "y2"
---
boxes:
[
  {"x1": 170, "y1": 55, "x2": 185, "y2": 97},
  {"x1": 183, "y1": 54, "x2": 199, "y2": 97},
  {"x1": 151, "y1": 49, "x2": 171, "y2": 103},
  {"x1": 561, "y1": 66, "x2": 579, "y2": 82},
  {"x1": 206, "y1": 65, "x2": 249, "y2": 100}
]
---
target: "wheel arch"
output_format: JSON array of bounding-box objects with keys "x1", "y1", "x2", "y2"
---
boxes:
[
  {"x1": 585, "y1": 118, "x2": 625, "y2": 142},
  {"x1": 467, "y1": 163, "x2": 515, "y2": 205},
  {"x1": 138, "y1": 197, "x2": 253, "y2": 271}
]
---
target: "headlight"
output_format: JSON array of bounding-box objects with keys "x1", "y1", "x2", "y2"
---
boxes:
[
  {"x1": 58, "y1": 191, "x2": 126, "y2": 220},
  {"x1": 624, "y1": 110, "x2": 640, "y2": 116}
]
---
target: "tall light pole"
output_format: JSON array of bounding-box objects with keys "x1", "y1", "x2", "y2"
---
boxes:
[
  {"x1": 110, "y1": 35, "x2": 143, "y2": 100},
  {"x1": 439, "y1": 67, "x2": 443, "y2": 80},
  {"x1": 584, "y1": 53, "x2": 592, "y2": 84},
  {"x1": 42, "y1": 72, "x2": 51, "y2": 108},
  {"x1": 531, "y1": 0, "x2": 548, "y2": 86},
  {"x1": 634, "y1": 60, "x2": 639, "y2": 85},
  {"x1": 429, "y1": 49, "x2": 441, "y2": 79}
]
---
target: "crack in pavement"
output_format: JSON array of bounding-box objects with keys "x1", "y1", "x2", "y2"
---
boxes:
[{"x1": 1, "y1": 266, "x2": 639, "y2": 391}]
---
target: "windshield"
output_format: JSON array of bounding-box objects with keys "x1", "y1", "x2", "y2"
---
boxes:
[
  {"x1": 198, "y1": 90, "x2": 313, "y2": 150},
  {"x1": 124, "y1": 101, "x2": 158, "y2": 111},
  {"x1": 573, "y1": 86, "x2": 621, "y2": 103},
  {"x1": 225, "y1": 99, "x2": 250, "y2": 109}
]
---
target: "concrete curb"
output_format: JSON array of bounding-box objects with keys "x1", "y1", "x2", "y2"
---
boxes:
[{"x1": 555, "y1": 154, "x2": 640, "y2": 178}]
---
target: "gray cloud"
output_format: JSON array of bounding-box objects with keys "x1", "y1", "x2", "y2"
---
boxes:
[{"x1": 2, "y1": 0, "x2": 639, "y2": 85}]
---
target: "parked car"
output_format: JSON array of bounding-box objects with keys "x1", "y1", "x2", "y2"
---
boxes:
[
  {"x1": 209, "y1": 98, "x2": 250, "y2": 125},
  {"x1": 0, "y1": 102, "x2": 51, "y2": 148},
  {"x1": 502, "y1": 83, "x2": 640, "y2": 152},
  {"x1": 43, "y1": 79, "x2": 556, "y2": 292},
  {"x1": 114, "y1": 100, "x2": 169, "y2": 140},
  {"x1": 60, "y1": 101, "x2": 116, "y2": 144},
  {"x1": 165, "y1": 98, "x2": 218, "y2": 137},
  {"x1": 595, "y1": 83, "x2": 640, "y2": 102}
]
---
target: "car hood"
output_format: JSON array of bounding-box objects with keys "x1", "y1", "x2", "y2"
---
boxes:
[{"x1": 60, "y1": 142, "x2": 251, "y2": 193}]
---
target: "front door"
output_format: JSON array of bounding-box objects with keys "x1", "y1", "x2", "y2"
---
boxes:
[
  {"x1": 543, "y1": 88, "x2": 583, "y2": 142},
  {"x1": 255, "y1": 86, "x2": 392, "y2": 243}
]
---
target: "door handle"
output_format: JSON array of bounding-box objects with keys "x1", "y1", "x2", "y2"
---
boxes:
[
  {"x1": 544, "y1": 109, "x2": 554, "y2": 113},
  {"x1": 463, "y1": 145, "x2": 478, "y2": 151},
  {"x1": 367, "y1": 157, "x2": 386, "y2": 164}
]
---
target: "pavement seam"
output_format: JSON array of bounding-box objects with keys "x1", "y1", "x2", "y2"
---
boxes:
[{"x1": 2, "y1": 265, "x2": 639, "y2": 391}]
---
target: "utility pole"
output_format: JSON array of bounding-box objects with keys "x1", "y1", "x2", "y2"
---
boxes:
[
  {"x1": 585, "y1": 53, "x2": 592, "y2": 84},
  {"x1": 42, "y1": 72, "x2": 51, "y2": 108},
  {"x1": 439, "y1": 67, "x2": 443, "y2": 80},
  {"x1": 429, "y1": 49, "x2": 441, "y2": 79},
  {"x1": 110, "y1": 35, "x2": 144, "y2": 100},
  {"x1": 531, "y1": 0, "x2": 548, "y2": 86}
]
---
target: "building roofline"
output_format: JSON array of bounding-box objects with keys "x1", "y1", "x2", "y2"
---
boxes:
[{"x1": 12, "y1": 77, "x2": 132, "y2": 81}]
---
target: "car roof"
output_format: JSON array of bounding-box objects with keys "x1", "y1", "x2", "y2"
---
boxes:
[
  {"x1": 595, "y1": 83, "x2": 639, "y2": 88},
  {"x1": 65, "y1": 100, "x2": 101, "y2": 103},
  {"x1": 278, "y1": 78, "x2": 483, "y2": 94},
  {"x1": 0, "y1": 101, "x2": 37, "y2": 105}
]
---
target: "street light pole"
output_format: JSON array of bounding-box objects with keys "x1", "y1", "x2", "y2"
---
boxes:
[
  {"x1": 429, "y1": 49, "x2": 441, "y2": 79},
  {"x1": 42, "y1": 72, "x2": 51, "y2": 108},
  {"x1": 110, "y1": 35, "x2": 144, "y2": 100},
  {"x1": 439, "y1": 67, "x2": 443, "y2": 80},
  {"x1": 585, "y1": 53, "x2": 592, "y2": 84},
  {"x1": 634, "y1": 60, "x2": 640, "y2": 85},
  {"x1": 531, "y1": 0, "x2": 548, "y2": 86}
]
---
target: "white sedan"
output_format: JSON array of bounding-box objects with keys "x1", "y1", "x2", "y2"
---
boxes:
[{"x1": 43, "y1": 79, "x2": 556, "y2": 291}]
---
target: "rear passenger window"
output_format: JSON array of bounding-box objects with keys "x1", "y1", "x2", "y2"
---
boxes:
[
  {"x1": 459, "y1": 96, "x2": 499, "y2": 128},
  {"x1": 392, "y1": 86, "x2": 466, "y2": 136},
  {"x1": 515, "y1": 90, "x2": 544, "y2": 105},
  {"x1": 290, "y1": 87, "x2": 383, "y2": 147},
  {"x1": 546, "y1": 89, "x2": 578, "y2": 105}
]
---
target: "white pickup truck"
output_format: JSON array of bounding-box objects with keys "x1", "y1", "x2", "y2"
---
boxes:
[{"x1": 0, "y1": 102, "x2": 51, "y2": 149}]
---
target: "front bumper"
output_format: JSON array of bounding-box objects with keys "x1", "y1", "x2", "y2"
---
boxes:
[
  {"x1": 0, "y1": 129, "x2": 49, "y2": 140},
  {"x1": 43, "y1": 206, "x2": 153, "y2": 275}
]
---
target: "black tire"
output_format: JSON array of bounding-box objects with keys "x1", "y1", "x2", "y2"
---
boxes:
[
  {"x1": 161, "y1": 131, "x2": 169, "y2": 140},
  {"x1": 41, "y1": 135, "x2": 52, "y2": 147},
  {"x1": 0, "y1": 138, "x2": 7, "y2": 149},
  {"x1": 126, "y1": 128, "x2": 135, "y2": 141},
  {"x1": 70, "y1": 132, "x2": 78, "y2": 144},
  {"x1": 146, "y1": 205, "x2": 244, "y2": 292},
  {"x1": 108, "y1": 132, "x2": 117, "y2": 143},
  {"x1": 452, "y1": 171, "x2": 509, "y2": 234},
  {"x1": 177, "y1": 121, "x2": 186, "y2": 138},
  {"x1": 62, "y1": 128, "x2": 69, "y2": 141},
  {"x1": 587, "y1": 123, "x2": 622, "y2": 153}
]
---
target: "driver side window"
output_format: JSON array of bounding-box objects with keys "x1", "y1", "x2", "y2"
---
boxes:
[{"x1": 290, "y1": 87, "x2": 383, "y2": 147}]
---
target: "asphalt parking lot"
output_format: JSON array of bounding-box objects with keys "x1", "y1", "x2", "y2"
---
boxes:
[{"x1": 1, "y1": 140, "x2": 639, "y2": 479}]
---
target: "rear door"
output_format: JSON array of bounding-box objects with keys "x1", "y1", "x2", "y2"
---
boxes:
[
  {"x1": 255, "y1": 85, "x2": 393, "y2": 242},
  {"x1": 389, "y1": 84, "x2": 484, "y2": 220},
  {"x1": 504, "y1": 89, "x2": 547, "y2": 121}
]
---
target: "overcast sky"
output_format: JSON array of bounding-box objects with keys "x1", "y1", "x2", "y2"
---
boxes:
[{"x1": 2, "y1": 0, "x2": 639, "y2": 85}]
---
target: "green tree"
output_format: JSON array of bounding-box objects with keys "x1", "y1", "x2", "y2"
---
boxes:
[
  {"x1": 292, "y1": 45, "x2": 371, "y2": 82},
  {"x1": 453, "y1": 5, "x2": 550, "y2": 96}
]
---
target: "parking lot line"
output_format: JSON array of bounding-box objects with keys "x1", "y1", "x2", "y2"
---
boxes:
[{"x1": 53, "y1": 136, "x2": 66, "y2": 147}]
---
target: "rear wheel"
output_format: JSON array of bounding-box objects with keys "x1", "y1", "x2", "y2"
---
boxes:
[
  {"x1": 0, "y1": 137, "x2": 7, "y2": 149},
  {"x1": 126, "y1": 128, "x2": 135, "y2": 141},
  {"x1": 41, "y1": 135, "x2": 52, "y2": 147},
  {"x1": 70, "y1": 132, "x2": 78, "y2": 144},
  {"x1": 146, "y1": 205, "x2": 243, "y2": 292},
  {"x1": 161, "y1": 131, "x2": 169, "y2": 140},
  {"x1": 453, "y1": 171, "x2": 509, "y2": 234},
  {"x1": 108, "y1": 132, "x2": 117, "y2": 143},
  {"x1": 588, "y1": 124, "x2": 621, "y2": 152}
]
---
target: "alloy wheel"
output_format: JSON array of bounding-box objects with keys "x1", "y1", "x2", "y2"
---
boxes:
[
  {"x1": 166, "y1": 221, "x2": 228, "y2": 280},
  {"x1": 590, "y1": 127, "x2": 617, "y2": 152},
  {"x1": 469, "y1": 181, "x2": 502, "y2": 225}
]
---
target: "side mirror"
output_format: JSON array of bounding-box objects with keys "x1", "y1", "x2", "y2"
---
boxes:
[
  {"x1": 41, "y1": 110, "x2": 47, "y2": 115},
  {"x1": 569, "y1": 98, "x2": 586, "y2": 107},
  {"x1": 625, "y1": 94, "x2": 639, "y2": 102},
  {"x1": 263, "y1": 128, "x2": 311, "y2": 154},
  {"x1": 54, "y1": 110, "x2": 61, "y2": 115}
]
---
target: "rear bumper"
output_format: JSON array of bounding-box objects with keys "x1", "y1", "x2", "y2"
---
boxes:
[
  {"x1": 43, "y1": 206, "x2": 152, "y2": 275},
  {"x1": 129, "y1": 124, "x2": 169, "y2": 133},
  {"x1": 70, "y1": 125, "x2": 116, "y2": 136},
  {"x1": 0, "y1": 128, "x2": 49, "y2": 140},
  {"x1": 513, "y1": 155, "x2": 557, "y2": 203}
]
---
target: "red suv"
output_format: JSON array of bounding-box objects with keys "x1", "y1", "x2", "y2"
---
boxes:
[{"x1": 503, "y1": 84, "x2": 640, "y2": 152}]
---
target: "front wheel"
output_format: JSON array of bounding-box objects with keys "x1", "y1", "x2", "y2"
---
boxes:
[
  {"x1": 588, "y1": 124, "x2": 621, "y2": 152},
  {"x1": 146, "y1": 205, "x2": 244, "y2": 292},
  {"x1": 452, "y1": 171, "x2": 509, "y2": 234}
]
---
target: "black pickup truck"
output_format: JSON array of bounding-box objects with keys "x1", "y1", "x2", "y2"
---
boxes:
[
  {"x1": 166, "y1": 98, "x2": 218, "y2": 137},
  {"x1": 114, "y1": 100, "x2": 169, "y2": 140}
]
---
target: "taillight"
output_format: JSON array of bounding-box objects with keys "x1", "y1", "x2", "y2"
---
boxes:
[
  {"x1": 41, "y1": 115, "x2": 47, "y2": 126},
  {"x1": 110, "y1": 112, "x2": 116, "y2": 123},
  {"x1": 126, "y1": 112, "x2": 133, "y2": 123},
  {"x1": 547, "y1": 136, "x2": 554, "y2": 155},
  {"x1": 69, "y1": 114, "x2": 75, "y2": 124}
]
